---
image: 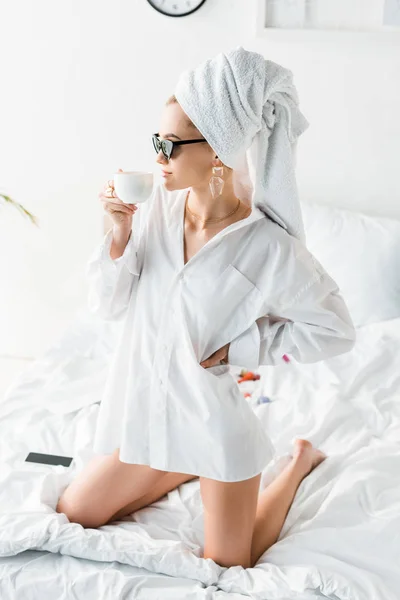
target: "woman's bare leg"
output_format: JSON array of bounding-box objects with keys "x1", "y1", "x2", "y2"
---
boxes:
[
  {"x1": 250, "y1": 439, "x2": 327, "y2": 567},
  {"x1": 200, "y1": 472, "x2": 262, "y2": 569},
  {"x1": 56, "y1": 448, "x2": 168, "y2": 528},
  {"x1": 108, "y1": 471, "x2": 199, "y2": 522}
]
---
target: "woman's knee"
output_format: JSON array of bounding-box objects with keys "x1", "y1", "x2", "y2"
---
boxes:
[
  {"x1": 55, "y1": 488, "x2": 103, "y2": 528},
  {"x1": 55, "y1": 454, "x2": 168, "y2": 528},
  {"x1": 56, "y1": 494, "x2": 89, "y2": 527}
]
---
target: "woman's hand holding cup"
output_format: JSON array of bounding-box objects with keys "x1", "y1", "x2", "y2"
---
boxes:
[{"x1": 99, "y1": 168, "x2": 138, "y2": 228}]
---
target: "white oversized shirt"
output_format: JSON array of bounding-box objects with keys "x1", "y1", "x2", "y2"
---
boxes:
[{"x1": 86, "y1": 182, "x2": 356, "y2": 482}]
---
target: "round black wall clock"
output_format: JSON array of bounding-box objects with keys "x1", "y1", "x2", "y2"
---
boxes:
[{"x1": 146, "y1": 0, "x2": 207, "y2": 18}]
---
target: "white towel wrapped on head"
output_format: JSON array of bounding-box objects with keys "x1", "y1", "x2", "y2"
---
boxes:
[{"x1": 175, "y1": 45, "x2": 310, "y2": 244}]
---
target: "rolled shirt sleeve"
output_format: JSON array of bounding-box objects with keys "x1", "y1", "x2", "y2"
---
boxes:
[
  {"x1": 227, "y1": 320, "x2": 261, "y2": 371},
  {"x1": 85, "y1": 226, "x2": 141, "y2": 321},
  {"x1": 228, "y1": 245, "x2": 356, "y2": 369}
]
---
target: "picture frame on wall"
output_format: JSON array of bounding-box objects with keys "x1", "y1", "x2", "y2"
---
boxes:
[
  {"x1": 256, "y1": 0, "x2": 400, "y2": 37},
  {"x1": 383, "y1": 0, "x2": 400, "y2": 26}
]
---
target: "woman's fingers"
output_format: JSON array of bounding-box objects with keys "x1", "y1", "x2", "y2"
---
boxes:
[
  {"x1": 101, "y1": 199, "x2": 137, "y2": 213},
  {"x1": 103, "y1": 180, "x2": 118, "y2": 196},
  {"x1": 99, "y1": 191, "x2": 136, "y2": 206},
  {"x1": 99, "y1": 171, "x2": 138, "y2": 218},
  {"x1": 104, "y1": 205, "x2": 134, "y2": 217}
]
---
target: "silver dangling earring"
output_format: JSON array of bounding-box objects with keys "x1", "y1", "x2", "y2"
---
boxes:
[{"x1": 209, "y1": 165, "x2": 224, "y2": 199}]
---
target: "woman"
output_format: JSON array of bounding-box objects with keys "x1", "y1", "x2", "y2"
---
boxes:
[{"x1": 57, "y1": 50, "x2": 355, "y2": 569}]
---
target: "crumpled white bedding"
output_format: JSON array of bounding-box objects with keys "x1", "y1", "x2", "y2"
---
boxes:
[{"x1": 0, "y1": 307, "x2": 399, "y2": 599}]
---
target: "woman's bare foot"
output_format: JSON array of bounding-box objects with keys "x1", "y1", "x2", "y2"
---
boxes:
[{"x1": 290, "y1": 438, "x2": 327, "y2": 478}]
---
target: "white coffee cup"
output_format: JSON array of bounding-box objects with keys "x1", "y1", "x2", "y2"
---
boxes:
[{"x1": 113, "y1": 171, "x2": 154, "y2": 204}]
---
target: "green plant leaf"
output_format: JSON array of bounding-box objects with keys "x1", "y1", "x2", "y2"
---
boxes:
[{"x1": 0, "y1": 193, "x2": 39, "y2": 226}]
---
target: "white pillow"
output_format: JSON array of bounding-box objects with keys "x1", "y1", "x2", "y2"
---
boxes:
[{"x1": 300, "y1": 200, "x2": 400, "y2": 328}]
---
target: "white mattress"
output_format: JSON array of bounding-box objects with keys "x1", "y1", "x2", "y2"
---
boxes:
[{"x1": 0, "y1": 307, "x2": 399, "y2": 600}]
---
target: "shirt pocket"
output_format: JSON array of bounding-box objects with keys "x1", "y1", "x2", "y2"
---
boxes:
[{"x1": 188, "y1": 263, "x2": 263, "y2": 347}]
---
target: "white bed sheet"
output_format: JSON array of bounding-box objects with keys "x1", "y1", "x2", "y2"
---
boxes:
[{"x1": 0, "y1": 307, "x2": 399, "y2": 600}]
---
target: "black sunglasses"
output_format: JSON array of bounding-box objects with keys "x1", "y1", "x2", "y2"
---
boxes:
[{"x1": 152, "y1": 132, "x2": 207, "y2": 160}]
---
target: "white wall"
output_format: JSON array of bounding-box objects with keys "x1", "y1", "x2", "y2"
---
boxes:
[{"x1": 1, "y1": 0, "x2": 399, "y2": 359}]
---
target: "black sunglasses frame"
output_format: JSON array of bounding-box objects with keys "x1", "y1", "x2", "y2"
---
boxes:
[{"x1": 152, "y1": 132, "x2": 207, "y2": 160}]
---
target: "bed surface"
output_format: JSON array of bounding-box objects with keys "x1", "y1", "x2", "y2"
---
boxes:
[{"x1": 0, "y1": 308, "x2": 399, "y2": 599}]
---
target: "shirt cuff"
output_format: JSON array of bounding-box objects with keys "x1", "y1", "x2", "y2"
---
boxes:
[
  {"x1": 228, "y1": 320, "x2": 260, "y2": 371},
  {"x1": 88, "y1": 227, "x2": 140, "y2": 279}
]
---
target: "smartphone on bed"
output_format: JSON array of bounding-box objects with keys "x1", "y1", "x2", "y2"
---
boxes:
[{"x1": 24, "y1": 452, "x2": 73, "y2": 467}]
